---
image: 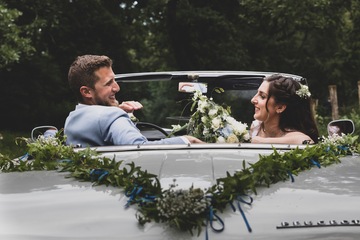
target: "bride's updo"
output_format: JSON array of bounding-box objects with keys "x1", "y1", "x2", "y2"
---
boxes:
[{"x1": 264, "y1": 74, "x2": 319, "y2": 143}]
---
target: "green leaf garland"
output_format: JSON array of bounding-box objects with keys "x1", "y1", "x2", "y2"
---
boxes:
[{"x1": 0, "y1": 132, "x2": 358, "y2": 236}]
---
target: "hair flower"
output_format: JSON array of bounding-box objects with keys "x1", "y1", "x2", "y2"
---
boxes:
[{"x1": 296, "y1": 84, "x2": 311, "y2": 99}]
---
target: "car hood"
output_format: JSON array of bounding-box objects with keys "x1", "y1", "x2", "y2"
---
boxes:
[{"x1": 1, "y1": 148, "x2": 360, "y2": 240}]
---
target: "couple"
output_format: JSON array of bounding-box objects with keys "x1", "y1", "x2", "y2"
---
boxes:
[{"x1": 64, "y1": 55, "x2": 319, "y2": 147}]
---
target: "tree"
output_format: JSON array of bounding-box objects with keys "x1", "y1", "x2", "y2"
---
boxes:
[
  {"x1": 1, "y1": 0, "x2": 360, "y2": 131},
  {"x1": 0, "y1": 0, "x2": 137, "y2": 131},
  {"x1": 0, "y1": 0, "x2": 34, "y2": 69}
]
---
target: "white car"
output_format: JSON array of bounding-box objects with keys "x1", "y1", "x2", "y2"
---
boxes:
[{"x1": 0, "y1": 71, "x2": 359, "y2": 240}]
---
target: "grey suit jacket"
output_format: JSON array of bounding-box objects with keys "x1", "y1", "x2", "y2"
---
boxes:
[{"x1": 64, "y1": 104, "x2": 187, "y2": 147}]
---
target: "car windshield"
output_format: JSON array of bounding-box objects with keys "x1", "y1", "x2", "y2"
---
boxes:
[{"x1": 116, "y1": 80, "x2": 256, "y2": 128}]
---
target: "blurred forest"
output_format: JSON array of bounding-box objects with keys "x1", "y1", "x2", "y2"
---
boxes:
[{"x1": 1, "y1": 0, "x2": 360, "y2": 132}]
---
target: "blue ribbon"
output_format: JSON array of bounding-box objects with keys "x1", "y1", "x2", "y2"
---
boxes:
[
  {"x1": 205, "y1": 195, "x2": 225, "y2": 240},
  {"x1": 337, "y1": 145, "x2": 349, "y2": 152},
  {"x1": 139, "y1": 194, "x2": 156, "y2": 205},
  {"x1": 287, "y1": 170, "x2": 295, "y2": 182},
  {"x1": 19, "y1": 153, "x2": 29, "y2": 161},
  {"x1": 325, "y1": 145, "x2": 349, "y2": 156},
  {"x1": 89, "y1": 169, "x2": 109, "y2": 182},
  {"x1": 229, "y1": 195, "x2": 253, "y2": 233},
  {"x1": 125, "y1": 185, "x2": 143, "y2": 208},
  {"x1": 208, "y1": 206, "x2": 225, "y2": 232},
  {"x1": 124, "y1": 185, "x2": 156, "y2": 207},
  {"x1": 57, "y1": 159, "x2": 73, "y2": 163},
  {"x1": 310, "y1": 158, "x2": 321, "y2": 168}
]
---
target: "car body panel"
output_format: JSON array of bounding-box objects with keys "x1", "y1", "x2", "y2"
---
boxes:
[{"x1": 1, "y1": 145, "x2": 359, "y2": 240}]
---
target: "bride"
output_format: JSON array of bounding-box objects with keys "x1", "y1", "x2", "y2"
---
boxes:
[{"x1": 250, "y1": 74, "x2": 319, "y2": 144}]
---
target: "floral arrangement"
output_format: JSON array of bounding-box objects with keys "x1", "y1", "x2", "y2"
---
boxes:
[
  {"x1": 295, "y1": 83, "x2": 311, "y2": 99},
  {"x1": 319, "y1": 132, "x2": 358, "y2": 155},
  {"x1": 172, "y1": 90, "x2": 250, "y2": 143},
  {"x1": 136, "y1": 180, "x2": 211, "y2": 235}
]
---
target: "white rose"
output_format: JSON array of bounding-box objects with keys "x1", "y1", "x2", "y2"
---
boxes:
[
  {"x1": 217, "y1": 136, "x2": 226, "y2": 143},
  {"x1": 226, "y1": 116, "x2": 236, "y2": 124},
  {"x1": 226, "y1": 134, "x2": 239, "y2": 143},
  {"x1": 243, "y1": 132, "x2": 251, "y2": 141},
  {"x1": 211, "y1": 117, "x2": 222, "y2": 130},
  {"x1": 201, "y1": 116, "x2": 208, "y2": 123},
  {"x1": 199, "y1": 95, "x2": 208, "y2": 101},
  {"x1": 208, "y1": 108, "x2": 218, "y2": 117},
  {"x1": 171, "y1": 124, "x2": 182, "y2": 132},
  {"x1": 198, "y1": 100, "x2": 209, "y2": 113},
  {"x1": 192, "y1": 90, "x2": 202, "y2": 100},
  {"x1": 203, "y1": 127, "x2": 209, "y2": 135},
  {"x1": 233, "y1": 122, "x2": 248, "y2": 135}
]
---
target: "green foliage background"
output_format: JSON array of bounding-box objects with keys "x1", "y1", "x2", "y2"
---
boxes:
[
  {"x1": 1, "y1": 0, "x2": 360, "y2": 132},
  {"x1": 0, "y1": 131, "x2": 27, "y2": 158}
]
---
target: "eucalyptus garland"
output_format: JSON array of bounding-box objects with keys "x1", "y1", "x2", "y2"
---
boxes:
[{"x1": 0, "y1": 131, "x2": 359, "y2": 237}]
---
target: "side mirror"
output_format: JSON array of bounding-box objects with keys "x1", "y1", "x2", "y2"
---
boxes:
[
  {"x1": 178, "y1": 82, "x2": 208, "y2": 93},
  {"x1": 327, "y1": 119, "x2": 355, "y2": 136}
]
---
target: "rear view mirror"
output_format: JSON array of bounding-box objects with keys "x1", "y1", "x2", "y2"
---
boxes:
[
  {"x1": 178, "y1": 82, "x2": 207, "y2": 93},
  {"x1": 327, "y1": 119, "x2": 355, "y2": 136}
]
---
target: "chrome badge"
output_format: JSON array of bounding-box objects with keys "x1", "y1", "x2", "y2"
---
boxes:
[{"x1": 277, "y1": 219, "x2": 360, "y2": 229}]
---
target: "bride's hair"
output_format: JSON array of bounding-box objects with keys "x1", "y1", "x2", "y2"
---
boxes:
[{"x1": 265, "y1": 74, "x2": 319, "y2": 143}]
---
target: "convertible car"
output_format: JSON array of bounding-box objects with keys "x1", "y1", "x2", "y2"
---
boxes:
[{"x1": 0, "y1": 71, "x2": 359, "y2": 240}]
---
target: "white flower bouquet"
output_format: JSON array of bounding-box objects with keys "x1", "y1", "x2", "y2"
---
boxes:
[{"x1": 173, "y1": 90, "x2": 250, "y2": 143}]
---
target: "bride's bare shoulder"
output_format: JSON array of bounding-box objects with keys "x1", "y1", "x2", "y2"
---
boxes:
[{"x1": 284, "y1": 131, "x2": 313, "y2": 144}]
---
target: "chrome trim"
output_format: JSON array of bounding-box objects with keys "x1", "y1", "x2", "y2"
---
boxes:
[
  {"x1": 277, "y1": 219, "x2": 360, "y2": 229},
  {"x1": 73, "y1": 143, "x2": 310, "y2": 153}
]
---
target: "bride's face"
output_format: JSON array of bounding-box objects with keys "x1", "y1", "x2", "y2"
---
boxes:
[{"x1": 251, "y1": 81, "x2": 278, "y2": 122}]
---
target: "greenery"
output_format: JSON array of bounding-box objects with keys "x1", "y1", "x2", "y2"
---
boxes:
[
  {"x1": 0, "y1": 0, "x2": 34, "y2": 68},
  {"x1": 343, "y1": 109, "x2": 360, "y2": 137},
  {"x1": 0, "y1": 131, "x2": 27, "y2": 158},
  {"x1": 1, "y1": 0, "x2": 360, "y2": 131},
  {"x1": 172, "y1": 90, "x2": 250, "y2": 143},
  {"x1": 1, "y1": 130, "x2": 358, "y2": 236}
]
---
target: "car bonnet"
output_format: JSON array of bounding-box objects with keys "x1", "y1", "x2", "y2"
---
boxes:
[{"x1": 0, "y1": 147, "x2": 359, "y2": 240}]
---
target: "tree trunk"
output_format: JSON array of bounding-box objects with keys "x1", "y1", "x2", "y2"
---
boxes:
[
  {"x1": 328, "y1": 85, "x2": 339, "y2": 120},
  {"x1": 358, "y1": 81, "x2": 360, "y2": 108}
]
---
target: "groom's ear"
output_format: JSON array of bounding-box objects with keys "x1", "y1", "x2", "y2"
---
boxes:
[{"x1": 80, "y1": 86, "x2": 93, "y2": 99}]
